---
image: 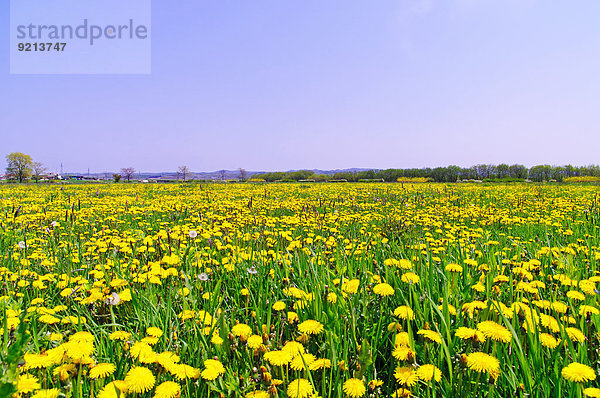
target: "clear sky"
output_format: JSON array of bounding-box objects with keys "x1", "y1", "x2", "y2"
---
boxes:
[{"x1": 1, "y1": 1, "x2": 599, "y2": 173}]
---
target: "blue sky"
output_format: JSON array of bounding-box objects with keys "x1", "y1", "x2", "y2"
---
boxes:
[{"x1": 1, "y1": 1, "x2": 599, "y2": 173}]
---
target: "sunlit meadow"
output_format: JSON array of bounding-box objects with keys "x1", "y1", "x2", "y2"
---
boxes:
[{"x1": 1, "y1": 182, "x2": 600, "y2": 398}]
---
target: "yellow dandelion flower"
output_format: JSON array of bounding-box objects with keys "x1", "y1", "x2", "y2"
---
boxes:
[
  {"x1": 130, "y1": 341, "x2": 156, "y2": 363},
  {"x1": 65, "y1": 341, "x2": 95, "y2": 360},
  {"x1": 465, "y1": 352, "x2": 500, "y2": 376},
  {"x1": 247, "y1": 334, "x2": 263, "y2": 349},
  {"x1": 98, "y1": 381, "x2": 128, "y2": 398},
  {"x1": 445, "y1": 263, "x2": 463, "y2": 273},
  {"x1": 232, "y1": 323, "x2": 252, "y2": 339},
  {"x1": 264, "y1": 350, "x2": 293, "y2": 366},
  {"x1": 327, "y1": 292, "x2": 338, "y2": 303},
  {"x1": 551, "y1": 301, "x2": 568, "y2": 313},
  {"x1": 416, "y1": 364, "x2": 442, "y2": 382},
  {"x1": 373, "y1": 283, "x2": 394, "y2": 297},
  {"x1": 401, "y1": 272, "x2": 420, "y2": 284},
  {"x1": 246, "y1": 392, "x2": 270, "y2": 398},
  {"x1": 17, "y1": 374, "x2": 41, "y2": 394},
  {"x1": 31, "y1": 389, "x2": 61, "y2": 398},
  {"x1": 141, "y1": 336, "x2": 159, "y2": 346},
  {"x1": 455, "y1": 327, "x2": 486, "y2": 343},
  {"x1": 287, "y1": 378, "x2": 313, "y2": 398},
  {"x1": 393, "y1": 306, "x2": 414, "y2": 321},
  {"x1": 393, "y1": 366, "x2": 418, "y2": 387},
  {"x1": 118, "y1": 289, "x2": 132, "y2": 302},
  {"x1": 476, "y1": 321, "x2": 512, "y2": 343},
  {"x1": 562, "y1": 362, "x2": 596, "y2": 383},
  {"x1": 392, "y1": 345, "x2": 414, "y2": 361},
  {"x1": 23, "y1": 353, "x2": 53, "y2": 370},
  {"x1": 566, "y1": 327, "x2": 586, "y2": 343},
  {"x1": 309, "y1": 358, "x2": 332, "y2": 370},
  {"x1": 391, "y1": 388, "x2": 411, "y2": 397},
  {"x1": 290, "y1": 353, "x2": 316, "y2": 370},
  {"x1": 89, "y1": 363, "x2": 116, "y2": 379},
  {"x1": 539, "y1": 333, "x2": 560, "y2": 349},
  {"x1": 343, "y1": 378, "x2": 366, "y2": 397},
  {"x1": 109, "y1": 331, "x2": 131, "y2": 341},
  {"x1": 584, "y1": 387, "x2": 600, "y2": 397},
  {"x1": 417, "y1": 329, "x2": 442, "y2": 344},
  {"x1": 341, "y1": 279, "x2": 360, "y2": 294},
  {"x1": 287, "y1": 311, "x2": 300, "y2": 323},
  {"x1": 49, "y1": 333, "x2": 63, "y2": 342},
  {"x1": 154, "y1": 381, "x2": 181, "y2": 398},
  {"x1": 394, "y1": 332, "x2": 410, "y2": 346},
  {"x1": 168, "y1": 363, "x2": 200, "y2": 380},
  {"x1": 298, "y1": 320, "x2": 324, "y2": 335},
  {"x1": 567, "y1": 291, "x2": 585, "y2": 301},
  {"x1": 124, "y1": 366, "x2": 156, "y2": 393},
  {"x1": 53, "y1": 363, "x2": 76, "y2": 382},
  {"x1": 211, "y1": 333, "x2": 224, "y2": 346},
  {"x1": 201, "y1": 359, "x2": 225, "y2": 380},
  {"x1": 146, "y1": 327, "x2": 163, "y2": 338},
  {"x1": 579, "y1": 305, "x2": 600, "y2": 316}
]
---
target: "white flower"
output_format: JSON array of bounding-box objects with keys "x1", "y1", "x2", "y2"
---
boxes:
[
  {"x1": 189, "y1": 230, "x2": 198, "y2": 239},
  {"x1": 198, "y1": 273, "x2": 209, "y2": 281},
  {"x1": 51, "y1": 221, "x2": 58, "y2": 227},
  {"x1": 247, "y1": 266, "x2": 257, "y2": 275},
  {"x1": 18, "y1": 241, "x2": 27, "y2": 249},
  {"x1": 105, "y1": 292, "x2": 120, "y2": 306}
]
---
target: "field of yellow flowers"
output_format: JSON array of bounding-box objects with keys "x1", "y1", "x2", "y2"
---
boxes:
[{"x1": 1, "y1": 182, "x2": 600, "y2": 398}]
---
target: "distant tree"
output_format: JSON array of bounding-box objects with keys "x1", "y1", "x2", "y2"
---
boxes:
[
  {"x1": 430, "y1": 167, "x2": 446, "y2": 182},
  {"x1": 113, "y1": 174, "x2": 122, "y2": 183},
  {"x1": 219, "y1": 170, "x2": 227, "y2": 180},
  {"x1": 582, "y1": 165, "x2": 600, "y2": 177},
  {"x1": 333, "y1": 172, "x2": 358, "y2": 182},
  {"x1": 357, "y1": 170, "x2": 376, "y2": 180},
  {"x1": 238, "y1": 168, "x2": 248, "y2": 181},
  {"x1": 509, "y1": 164, "x2": 528, "y2": 179},
  {"x1": 260, "y1": 172, "x2": 286, "y2": 182},
  {"x1": 446, "y1": 165, "x2": 462, "y2": 182},
  {"x1": 120, "y1": 167, "x2": 136, "y2": 182},
  {"x1": 32, "y1": 161, "x2": 47, "y2": 182},
  {"x1": 6, "y1": 152, "x2": 33, "y2": 183},
  {"x1": 474, "y1": 164, "x2": 490, "y2": 179},
  {"x1": 486, "y1": 164, "x2": 498, "y2": 179},
  {"x1": 551, "y1": 166, "x2": 566, "y2": 182},
  {"x1": 289, "y1": 170, "x2": 315, "y2": 181},
  {"x1": 177, "y1": 165, "x2": 190, "y2": 181},
  {"x1": 564, "y1": 164, "x2": 577, "y2": 177},
  {"x1": 375, "y1": 169, "x2": 402, "y2": 182},
  {"x1": 529, "y1": 165, "x2": 551, "y2": 182},
  {"x1": 496, "y1": 164, "x2": 510, "y2": 178}
]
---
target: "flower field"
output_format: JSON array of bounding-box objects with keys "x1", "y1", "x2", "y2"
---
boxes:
[{"x1": 1, "y1": 182, "x2": 600, "y2": 398}]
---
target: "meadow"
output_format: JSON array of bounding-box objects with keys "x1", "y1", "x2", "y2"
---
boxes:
[{"x1": 1, "y1": 182, "x2": 600, "y2": 398}]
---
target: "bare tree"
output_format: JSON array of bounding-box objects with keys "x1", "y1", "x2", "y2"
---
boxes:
[
  {"x1": 32, "y1": 161, "x2": 47, "y2": 182},
  {"x1": 177, "y1": 165, "x2": 190, "y2": 181},
  {"x1": 238, "y1": 168, "x2": 248, "y2": 182},
  {"x1": 120, "y1": 167, "x2": 136, "y2": 182},
  {"x1": 219, "y1": 170, "x2": 227, "y2": 181}
]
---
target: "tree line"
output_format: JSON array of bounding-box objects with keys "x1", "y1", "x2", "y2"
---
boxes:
[
  {"x1": 258, "y1": 164, "x2": 600, "y2": 183},
  {"x1": 4, "y1": 152, "x2": 599, "y2": 183}
]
